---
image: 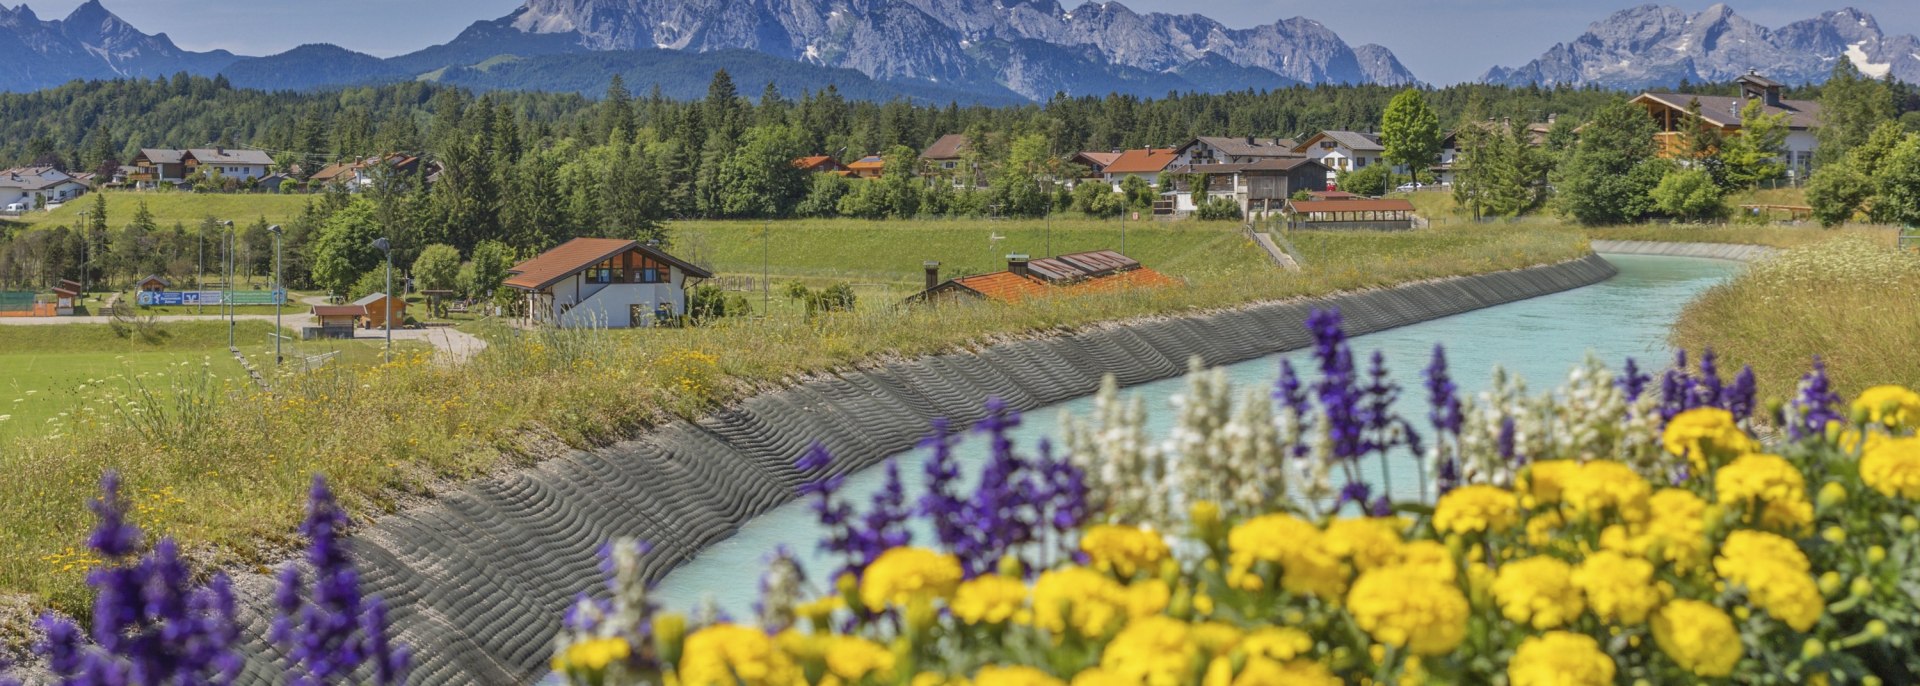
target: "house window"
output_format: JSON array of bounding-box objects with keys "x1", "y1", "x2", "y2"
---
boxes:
[
  {"x1": 1356, "y1": 157, "x2": 1368, "y2": 169},
  {"x1": 1321, "y1": 141, "x2": 1337, "y2": 150}
]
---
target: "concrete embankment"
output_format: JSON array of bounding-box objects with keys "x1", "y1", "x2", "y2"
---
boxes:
[
  {"x1": 1591, "y1": 239, "x2": 1776, "y2": 262},
  {"x1": 226, "y1": 254, "x2": 1621, "y2": 685}
]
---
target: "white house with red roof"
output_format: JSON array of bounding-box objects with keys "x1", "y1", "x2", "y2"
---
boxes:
[{"x1": 504, "y1": 238, "x2": 714, "y2": 329}]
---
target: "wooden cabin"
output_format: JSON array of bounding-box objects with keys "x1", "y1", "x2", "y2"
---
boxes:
[
  {"x1": 52, "y1": 279, "x2": 81, "y2": 315},
  {"x1": 136, "y1": 275, "x2": 171, "y2": 293},
  {"x1": 352, "y1": 293, "x2": 407, "y2": 330},
  {"x1": 311, "y1": 304, "x2": 365, "y2": 336}
]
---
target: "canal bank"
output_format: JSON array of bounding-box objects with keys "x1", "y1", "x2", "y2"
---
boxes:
[{"x1": 233, "y1": 254, "x2": 1636, "y2": 684}]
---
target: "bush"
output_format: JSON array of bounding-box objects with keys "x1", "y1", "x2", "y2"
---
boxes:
[
  {"x1": 1807, "y1": 162, "x2": 1874, "y2": 227},
  {"x1": 688, "y1": 283, "x2": 750, "y2": 322},
  {"x1": 1072, "y1": 182, "x2": 1124, "y2": 218},
  {"x1": 1337, "y1": 164, "x2": 1390, "y2": 196},
  {"x1": 795, "y1": 173, "x2": 851, "y2": 218},
  {"x1": 1193, "y1": 196, "x2": 1243, "y2": 221},
  {"x1": 1650, "y1": 168, "x2": 1728, "y2": 222}
]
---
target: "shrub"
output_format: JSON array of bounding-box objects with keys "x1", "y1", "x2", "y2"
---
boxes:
[
  {"x1": 688, "y1": 283, "x2": 749, "y2": 322},
  {"x1": 1193, "y1": 196, "x2": 1243, "y2": 221},
  {"x1": 1650, "y1": 168, "x2": 1728, "y2": 222},
  {"x1": 1337, "y1": 164, "x2": 1390, "y2": 196}
]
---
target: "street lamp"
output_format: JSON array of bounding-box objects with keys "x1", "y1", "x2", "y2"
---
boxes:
[
  {"x1": 221, "y1": 220, "x2": 234, "y2": 349},
  {"x1": 373, "y1": 237, "x2": 392, "y2": 363},
  {"x1": 269, "y1": 224, "x2": 283, "y2": 365}
]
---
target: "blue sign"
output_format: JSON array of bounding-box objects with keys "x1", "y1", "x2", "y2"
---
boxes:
[{"x1": 137, "y1": 290, "x2": 284, "y2": 307}]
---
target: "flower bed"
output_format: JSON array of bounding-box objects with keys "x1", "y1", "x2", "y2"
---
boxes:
[{"x1": 542, "y1": 311, "x2": 1920, "y2": 685}]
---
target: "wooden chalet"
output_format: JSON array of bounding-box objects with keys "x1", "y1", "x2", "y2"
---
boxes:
[{"x1": 505, "y1": 238, "x2": 713, "y2": 329}]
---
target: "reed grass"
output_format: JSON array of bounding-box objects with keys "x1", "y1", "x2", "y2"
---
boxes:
[
  {"x1": 0, "y1": 222, "x2": 1588, "y2": 640},
  {"x1": 1585, "y1": 224, "x2": 1898, "y2": 249},
  {"x1": 1672, "y1": 235, "x2": 1920, "y2": 400}
]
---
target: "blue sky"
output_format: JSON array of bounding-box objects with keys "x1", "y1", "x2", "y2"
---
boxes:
[{"x1": 19, "y1": 0, "x2": 1920, "y2": 84}]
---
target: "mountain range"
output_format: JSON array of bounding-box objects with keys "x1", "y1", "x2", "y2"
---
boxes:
[
  {"x1": 0, "y1": 1, "x2": 1916, "y2": 103},
  {"x1": 1484, "y1": 4, "x2": 1920, "y2": 88},
  {"x1": 0, "y1": 0, "x2": 1413, "y2": 102}
]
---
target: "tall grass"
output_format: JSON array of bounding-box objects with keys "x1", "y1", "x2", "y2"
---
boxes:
[
  {"x1": 1672, "y1": 236, "x2": 1920, "y2": 399},
  {"x1": 1587, "y1": 225, "x2": 1898, "y2": 249},
  {"x1": 0, "y1": 223, "x2": 1588, "y2": 637}
]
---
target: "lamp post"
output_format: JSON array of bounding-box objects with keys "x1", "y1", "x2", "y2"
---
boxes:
[
  {"x1": 221, "y1": 220, "x2": 234, "y2": 349},
  {"x1": 373, "y1": 237, "x2": 392, "y2": 363},
  {"x1": 269, "y1": 224, "x2": 283, "y2": 365}
]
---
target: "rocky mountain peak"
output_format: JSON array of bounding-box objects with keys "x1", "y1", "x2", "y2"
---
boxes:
[{"x1": 1485, "y1": 4, "x2": 1920, "y2": 88}]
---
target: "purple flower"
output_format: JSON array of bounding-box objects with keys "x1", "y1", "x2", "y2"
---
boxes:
[
  {"x1": 1697, "y1": 349, "x2": 1726, "y2": 410},
  {"x1": 1307, "y1": 309, "x2": 1364, "y2": 462},
  {"x1": 1788, "y1": 356, "x2": 1844, "y2": 440},
  {"x1": 795, "y1": 442, "x2": 832, "y2": 474},
  {"x1": 917, "y1": 419, "x2": 970, "y2": 553},
  {"x1": 1436, "y1": 458, "x2": 1460, "y2": 495},
  {"x1": 32, "y1": 472, "x2": 241, "y2": 686},
  {"x1": 1424, "y1": 345, "x2": 1462, "y2": 437},
  {"x1": 856, "y1": 460, "x2": 913, "y2": 568},
  {"x1": 1726, "y1": 366, "x2": 1757, "y2": 421},
  {"x1": 360, "y1": 599, "x2": 410, "y2": 686},
  {"x1": 1036, "y1": 440, "x2": 1087, "y2": 536},
  {"x1": 1336, "y1": 481, "x2": 1372, "y2": 510},
  {"x1": 1497, "y1": 416, "x2": 1519, "y2": 464},
  {"x1": 1618, "y1": 357, "x2": 1650, "y2": 401},
  {"x1": 275, "y1": 474, "x2": 406, "y2": 686}
]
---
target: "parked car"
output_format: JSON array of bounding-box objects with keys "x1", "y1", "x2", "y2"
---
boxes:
[
  {"x1": 3, "y1": 202, "x2": 27, "y2": 213},
  {"x1": 1395, "y1": 182, "x2": 1424, "y2": 193}
]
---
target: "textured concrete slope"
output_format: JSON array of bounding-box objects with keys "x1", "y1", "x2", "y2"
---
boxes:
[
  {"x1": 1591, "y1": 239, "x2": 1776, "y2": 262},
  {"x1": 228, "y1": 255, "x2": 1621, "y2": 685}
]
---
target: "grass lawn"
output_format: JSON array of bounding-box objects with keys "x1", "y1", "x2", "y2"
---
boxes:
[
  {"x1": 0, "y1": 322, "x2": 264, "y2": 442},
  {"x1": 1, "y1": 190, "x2": 314, "y2": 230}
]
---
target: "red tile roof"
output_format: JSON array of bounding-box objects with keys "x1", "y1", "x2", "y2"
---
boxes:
[
  {"x1": 952, "y1": 272, "x2": 1050, "y2": 303},
  {"x1": 920, "y1": 134, "x2": 971, "y2": 160},
  {"x1": 1103, "y1": 148, "x2": 1178, "y2": 175},
  {"x1": 504, "y1": 238, "x2": 713, "y2": 291},
  {"x1": 793, "y1": 155, "x2": 841, "y2": 170},
  {"x1": 1072, "y1": 267, "x2": 1180, "y2": 294},
  {"x1": 846, "y1": 156, "x2": 886, "y2": 172}
]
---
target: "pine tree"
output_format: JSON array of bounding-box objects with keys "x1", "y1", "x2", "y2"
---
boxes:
[{"x1": 601, "y1": 75, "x2": 634, "y2": 143}]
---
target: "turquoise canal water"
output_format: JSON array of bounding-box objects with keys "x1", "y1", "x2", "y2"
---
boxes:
[{"x1": 651, "y1": 254, "x2": 1742, "y2": 616}]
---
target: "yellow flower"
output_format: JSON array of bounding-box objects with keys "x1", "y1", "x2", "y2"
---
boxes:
[
  {"x1": 1321, "y1": 517, "x2": 1404, "y2": 571},
  {"x1": 1716, "y1": 453, "x2": 1813, "y2": 532},
  {"x1": 1239, "y1": 627, "x2": 1314, "y2": 662},
  {"x1": 823, "y1": 636, "x2": 895, "y2": 682},
  {"x1": 1853, "y1": 385, "x2": 1920, "y2": 428},
  {"x1": 1392, "y1": 540, "x2": 1458, "y2": 582},
  {"x1": 1125, "y1": 579, "x2": 1172, "y2": 619},
  {"x1": 1652, "y1": 600, "x2": 1743, "y2": 677},
  {"x1": 677, "y1": 624, "x2": 802, "y2": 686},
  {"x1": 861, "y1": 547, "x2": 963, "y2": 610},
  {"x1": 1346, "y1": 565, "x2": 1469, "y2": 656},
  {"x1": 1662, "y1": 408, "x2": 1759, "y2": 472},
  {"x1": 1226, "y1": 658, "x2": 1342, "y2": 686},
  {"x1": 976, "y1": 665, "x2": 1066, "y2": 686},
  {"x1": 1081, "y1": 525, "x2": 1171, "y2": 578},
  {"x1": 1507, "y1": 631, "x2": 1614, "y2": 686},
  {"x1": 1030, "y1": 566, "x2": 1127, "y2": 637},
  {"x1": 1102, "y1": 616, "x2": 1200, "y2": 686},
  {"x1": 1519, "y1": 460, "x2": 1580, "y2": 506},
  {"x1": 1563, "y1": 461, "x2": 1652, "y2": 524},
  {"x1": 1189, "y1": 621, "x2": 1246, "y2": 658},
  {"x1": 552, "y1": 637, "x2": 630, "y2": 674},
  {"x1": 1432, "y1": 485, "x2": 1520, "y2": 535},
  {"x1": 1861, "y1": 436, "x2": 1920, "y2": 500},
  {"x1": 1524, "y1": 511, "x2": 1565, "y2": 549},
  {"x1": 1714, "y1": 530, "x2": 1822, "y2": 632},
  {"x1": 952, "y1": 575, "x2": 1028, "y2": 625},
  {"x1": 1571, "y1": 551, "x2": 1665, "y2": 625},
  {"x1": 1227, "y1": 513, "x2": 1344, "y2": 599},
  {"x1": 1491, "y1": 556, "x2": 1585, "y2": 629},
  {"x1": 1606, "y1": 489, "x2": 1710, "y2": 571}
]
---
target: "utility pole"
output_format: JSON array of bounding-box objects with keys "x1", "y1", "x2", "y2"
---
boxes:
[
  {"x1": 762, "y1": 221, "x2": 769, "y2": 316},
  {"x1": 269, "y1": 224, "x2": 283, "y2": 365},
  {"x1": 222, "y1": 220, "x2": 234, "y2": 349},
  {"x1": 78, "y1": 209, "x2": 90, "y2": 295},
  {"x1": 374, "y1": 237, "x2": 392, "y2": 363}
]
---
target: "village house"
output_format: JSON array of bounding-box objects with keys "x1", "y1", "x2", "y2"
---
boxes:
[
  {"x1": 1631, "y1": 71, "x2": 1822, "y2": 177},
  {"x1": 352, "y1": 292, "x2": 407, "y2": 330},
  {"x1": 185, "y1": 148, "x2": 275, "y2": 182},
  {"x1": 1069, "y1": 151, "x2": 1122, "y2": 178},
  {"x1": 920, "y1": 134, "x2": 982, "y2": 187},
  {"x1": 1164, "y1": 157, "x2": 1332, "y2": 217},
  {"x1": 910, "y1": 251, "x2": 1179, "y2": 304},
  {"x1": 135, "y1": 275, "x2": 172, "y2": 293},
  {"x1": 0, "y1": 166, "x2": 89, "y2": 211},
  {"x1": 1293, "y1": 131, "x2": 1397, "y2": 184},
  {"x1": 1171, "y1": 136, "x2": 1300, "y2": 167},
  {"x1": 793, "y1": 155, "x2": 848, "y2": 174},
  {"x1": 308, "y1": 153, "x2": 437, "y2": 191},
  {"x1": 845, "y1": 155, "x2": 886, "y2": 179},
  {"x1": 1101, "y1": 148, "x2": 1179, "y2": 191},
  {"x1": 505, "y1": 237, "x2": 713, "y2": 329},
  {"x1": 129, "y1": 149, "x2": 189, "y2": 187}
]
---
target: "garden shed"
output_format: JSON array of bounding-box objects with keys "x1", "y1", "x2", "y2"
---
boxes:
[
  {"x1": 353, "y1": 293, "x2": 407, "y2": 330},
  {"x1": 1285, "y1": 198, "x2": 1418, "y2": 231}
]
